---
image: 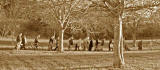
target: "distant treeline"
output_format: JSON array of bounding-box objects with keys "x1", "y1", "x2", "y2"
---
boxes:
[{"x1": 0, "y1": 19, "x2": 160, "y2": 40}]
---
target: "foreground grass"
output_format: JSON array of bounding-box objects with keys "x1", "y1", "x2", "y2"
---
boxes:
[{"x1": 0, "y1": 50, "x2": 160, "y2": 70}]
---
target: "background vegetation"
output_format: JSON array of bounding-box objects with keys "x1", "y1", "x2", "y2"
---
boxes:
[{"x1": 0, "y1": 0, "x2": 160, "y2": 40}]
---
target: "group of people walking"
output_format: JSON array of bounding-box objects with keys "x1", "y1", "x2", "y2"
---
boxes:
[
  {"x1": 16, "y1": 33, "x2": 142, "y2": 51},
  {"x1": 48, "y1": 36, "x2": 59, "y2": 51},
  {"x1": 15, "y1": 33, "x2": 110, "y2": 51},
  {"x1": 68, "y1": 37, "x2": 109, "y2": 51},
  {"x1": 15, "y1": 33, "x2": 60, "y2": 51},
  {"x1": 47, "y1": 36, "x2": 106, "y2": 51},
  {"x1": 15, "y1": 33, "x2": 41, "y2": 50}
]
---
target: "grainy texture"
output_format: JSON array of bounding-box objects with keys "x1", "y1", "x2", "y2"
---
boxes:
[
  {"x1": 0, "y1": 50, "x2": 160, "y2": 70},
  {"x1": 1, "y1": 0, "x2": 160, "y2": 69}
]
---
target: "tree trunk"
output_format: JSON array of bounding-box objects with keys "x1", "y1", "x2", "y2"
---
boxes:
[
  {"x1": 113, "y1": 15, "x2": 125, "y2": 68},
  {"x1": 59, "y1": 29, "x2": 64, "y2": 52}
]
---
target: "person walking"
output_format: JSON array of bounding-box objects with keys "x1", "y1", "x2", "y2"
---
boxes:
[
  {"x1": 108, "y1": 39, "x2": 113, "y2": 51},
  {"x1": 21, "y1": 34, "x2": 27, "y2": 50},
  {"x1": 100, "y1": 39, "x2": 105, "y2": 51},
  {"x1": 54, "y1": 37, "x2": 59, "y2": 51},
  {"x1": 15, "y1": 33, "x2": 23, "y2": 50},
  {"x1": 88, "y1": 38, "x2": 93, "y2": 51},
  {"x1": 75, "y1": 43, "x2": 79, "y2": 51},
  {"x1": 95, "y1": 39, "x2": 99, "y2": 51},
  {"x1": 68, "y1": 37, "x2": 73, "y2": 51},
  {"x1": 48, "y1": 36, "x2": 55, "y2": 51},
  {"x1": 34, "y1": 35, "x2": 40, "y2": 49},
  {"x1": 138, "y1": 40, "x2": 143, "y2": 50}
]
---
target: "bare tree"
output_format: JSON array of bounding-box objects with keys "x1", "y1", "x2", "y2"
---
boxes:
[
  {"x1": 87, "y1": 0, "x2": 160, "y2": 68},
  {"x1": 0, "y1": 0, "x2": 28, "y2": 36},
  {"x1": 101, "y1": 0, "x2": 125, "y2": 67},
  {"x1": 86, "y1": 0, "x2": 125, "y2": 67},
  {"x1": 124, "y1": 12, "x2": 141, "y2": 47},
  {"x1": 47, "y1": 0, "x2": 82, "y2": 52}
]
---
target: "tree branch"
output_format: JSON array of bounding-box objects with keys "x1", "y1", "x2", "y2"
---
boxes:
[{"x1": 88, "y1": 0, "x2": 160, "y2": 12}]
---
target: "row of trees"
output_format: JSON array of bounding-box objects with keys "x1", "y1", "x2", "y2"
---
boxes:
[{"x1": 1, "y1": 0, "x2": 160, "y2": 68}]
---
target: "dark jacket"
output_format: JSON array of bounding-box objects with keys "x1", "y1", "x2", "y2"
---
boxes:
[
  {"x1": 69, "y1": 39, "x2": 73, "y2": 45},
  {"x1": 49, "y1": 38, "x2": 54, "y2": 44},
  {"x1": 16, "y1": 35, "x2": 22, "y2": 42},
  {"x1": 22, "y1": 36, "x2": 27, "y2": 44},
  {"x1": 88, "y1": 40, "x2": 93, "y2": 51},
  {"x1": 95, "y1": 39, "x2": 99, "y2": 46},
  {"x1": 34, "y1": 38, "x2": 39, "y2": 43}
]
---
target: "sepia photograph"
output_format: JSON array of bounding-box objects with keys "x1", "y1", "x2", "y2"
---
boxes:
[{"x1": 0, "y1": 0, "x2": 160, "y2": 70}]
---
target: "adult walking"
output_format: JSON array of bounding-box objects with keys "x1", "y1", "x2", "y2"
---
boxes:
[
  {"x1": 54, "y1": 37, "x2": 59, "y2": 51},
  {"x1": 108, "y1": 39, "x2": 113, "y2": 51},
  {"x1": 68, "y1": 37, "x2": 73, "y2": 51},
  {"x1": 75, "y1": 39, "x2": 82, "y2": 51},
  {"x1": 100, "y1": 39, "x2": 105, "y2": 51},
  {"x1": 21, "y1": 34, "x2": 27, "y2": 50},
  {"x1": 88, "y1": 38, "x2": 93, "y2": 51},
  {"x1": 95, "y1": 39, "x2": 99, "y2": 51},
  {"x1": 15, "y1": 33, "x2": 22, "y2": 50},
  {"x1": 34, "y1": 35, "x2": 40, "y2": 49},
  {"x1": 48, "y1": 36, "x2": 55, "y2": 51},
  {"x1": 138, "y1": 40, "x2": 143, "y2": 50}
]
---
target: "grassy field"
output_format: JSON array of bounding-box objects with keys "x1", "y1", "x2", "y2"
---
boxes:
[{"x1": 0, "y1": 50, "x2": 160, "y2": 70}]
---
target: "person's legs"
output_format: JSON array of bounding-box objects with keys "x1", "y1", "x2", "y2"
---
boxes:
[
  {"x1": 48, "y1": 45, "x2": 50, "y2": 51},
  {"x1": 88, "y1": 45, "x2": 93, "y2": 51},
  {"x1": 21, "y1": 43, "x2": 25, "y2": 50},
  {"x1": 34, "y1": 43, "x2": 38, "y2": 50},
  {"x1": 95, "y1": 45, "x2": 98, "y2": 51},
  {"x1": 75, "y1": 44, "x2": 77, "y2": 51},
  {"x1": 77, "y1": 44, "x2": 80, "y2": 51},
  {"x1": 91, "y1": 46, "x2": 93, "y2": 51},
  {"x1": 138, "y1": 45, "x2": 142, "y2": 50},
  {"x1": 88, "y1": 46, "x2": 91, "y2": 51},
  {"x1": 51, "y1": 44, "x2": 53, "y2": 51},
  {"x1": 48, "y1": 44, "x2": 51, "y2": 51},
  {"x1": 83, "y1": 43, "x2": 87, "y2": 51},
  {"x1": 54, "y1": 45, "x2": 58, "y2": 51},
  {"x1": 138, "y1": 46, "x2": 140, "y2": 50},
  {"x1": 16, "y1": 44, "x2": 20, "y2": 50},
  {"x1": 15, "y1": 42, "x2": 18, "y2": 49},
  {"x1": 21, "y1": 44, "x2": 23, "y2": 50},
  {"x1": 83, "y1": 45, "x2": 86, "y2": 51},
  {"x1": 140, "y1": 46, "x2": 142, "y2": 50},
  {"x1": 49, "y1": 44, "x2": 53, "y2": 51},
  {"x1": 68, "y1": 44, "x2": 71, "y2": 51},
  {"x1": 16, "y1": 42, "x2": 21, "y2": 50},
  {"x1": 23, "y1": 44, "x2": 26, "y2": 50}
]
